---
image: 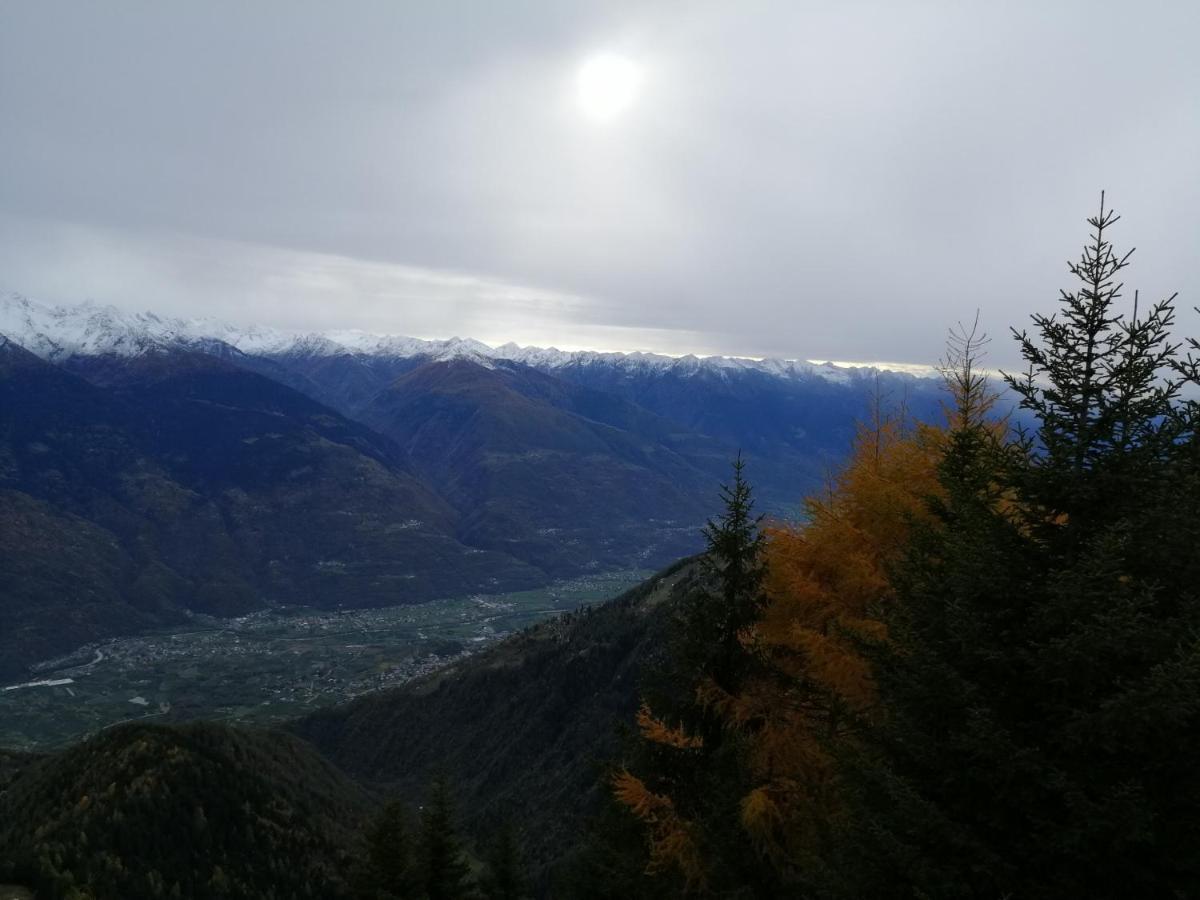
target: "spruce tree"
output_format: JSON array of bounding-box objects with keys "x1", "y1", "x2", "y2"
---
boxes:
[
  {"x1": 684, "y1": 451, "x2": 768, "y2": 697},
  {"x1": 1006, "y1": 193, "x2": 1193, "y2": 533},
  {"x1": 418, "y1": 775, "x2": 475, "y2": 900},
  {"x1": 354, "y1": 798, "x2": 418, "y2": 900},
  {"x1": 478, "y1": 824, "x2": 527, "y2": 900},
  {"x1": 836, "y1": 198, "x2": 1200, "y2": 898},
  {"x1": 612, "y1": 456, "x2": 779, "y2": 896}
]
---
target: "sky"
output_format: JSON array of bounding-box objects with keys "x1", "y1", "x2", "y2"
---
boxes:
[{"x1": 1, "y1": 0, "x2": 1197, "y2": 368}]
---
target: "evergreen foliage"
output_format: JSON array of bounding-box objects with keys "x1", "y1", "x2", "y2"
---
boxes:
[
  {"x1": 5, "y1": 197, "x2": 1197, "y2": 900},
  {"x1": 612, "y1": 457, "x2": 781, "y2": 896},
  {"x1": 417, "y1": 776, "x2": 475, "y2": 900},
  {"x1": 688, "y1": 453, "x2": 769, "y2": 697},
  {"x1": 478, "y1": 824, "x2": 528, "y2": 900},
  {"x1": 295, "y1": 559, "x2": 701, "y2": 891},
  {"x1": 554, "y1": 793, "x2": 669, "y2": 900},
  {"x1": 0, "y1": 722, "x2": 370, "y2": 900},
  {"x1": 836, "y1": 198, "x2": 1200, "y2": 898},
  {"x1": 354, "y1": 799, "x2": 420, "y2": 900},
  {"x1": 717, "y1": 403, "x2": 947, "y2": 889}
]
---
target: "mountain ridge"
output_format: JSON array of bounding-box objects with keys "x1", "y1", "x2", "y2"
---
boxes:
[{"x1": 0, "y1": 291, "x2": 938, "y2": 383}]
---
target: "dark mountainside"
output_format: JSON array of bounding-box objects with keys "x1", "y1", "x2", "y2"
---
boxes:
[
  {"x1": 235, "y1": 340, "x2": 430, "y2": 417},
  {"x1": 0, "y1": 342, "x2": 541, "y2": 680},
  {"x1": 541, "y1": 358, "x2": 920, "y2": 506},
  {"x1": 0, "y1": 722, "x2": 372, "y2": 899},
  {"x1": 358, "y1": 360, "x2": 723, "y2": 572},
  {"x1": 292, "y1": 559, "x2": 701, "y2": 883},
  {"x1": 255, "y1": 345, "x2": 948, "y2": 520}
]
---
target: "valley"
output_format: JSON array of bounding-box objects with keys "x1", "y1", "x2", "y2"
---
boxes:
[{"x1": 0, "y1": 569, "x2": 648, "y2": 751}]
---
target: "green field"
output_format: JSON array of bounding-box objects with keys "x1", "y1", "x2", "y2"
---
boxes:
[{"x1": 0, "y1": 570, "x2": 650, "y2": 750}]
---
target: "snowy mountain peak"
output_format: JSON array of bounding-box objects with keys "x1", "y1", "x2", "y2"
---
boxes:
[
  {"x1": 0, "y1": 291, "x2": 247, "y2": 361},
  {"x1": 0, "y1": 293, "x2": 935, "y2": 383}
]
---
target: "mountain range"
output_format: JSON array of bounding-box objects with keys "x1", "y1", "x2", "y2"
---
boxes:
[{"x1": 0, "y1": 292, "x2": 946, "y2": 680}]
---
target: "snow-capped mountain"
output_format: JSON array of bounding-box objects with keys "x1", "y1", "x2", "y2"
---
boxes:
[
  {"x1": 0, "y1": 291, "x2": 285, "y2": 360},
  {"x1": 0, "y1": 292, "x2": 935, "y2": 383}
]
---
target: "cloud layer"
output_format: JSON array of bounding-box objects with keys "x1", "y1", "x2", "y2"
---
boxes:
[{"x1": 2, "y1": 1, "x2": 1197, "y2": 366}]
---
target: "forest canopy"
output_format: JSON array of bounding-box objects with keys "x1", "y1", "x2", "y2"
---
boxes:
[{"x1": 604, "y1": 197, "x2": 1200, "y2": 898}]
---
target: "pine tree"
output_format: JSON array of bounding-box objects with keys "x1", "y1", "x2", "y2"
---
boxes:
[
  {"x1": 1006, "y1": 193, "x2": 1193, "y2": 532},
  {"x1": 478, "y1": 823, "x2": 527, "y2": 900},
  {"x1": 553, "y1": 793, "x2": 668, "y2": 900},
  {"x1": 688, "y1": 452, "x2": 769, "y2": 698},
  {"x1": 836, "y1": 197, "x2": 1200, "y2": 898},
  {"x1": 354, "y1": 798, "x2": 418, "y2": 900},
  {"x1": 418, "y1": 775, "x2": 475, "y2": 900},
  {"x1": 612, "y1": 456, "x2": 779, "y2": 896}
]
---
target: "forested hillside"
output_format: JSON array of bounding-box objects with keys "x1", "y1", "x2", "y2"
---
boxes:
[
  {"x1": 0, "y1": 723, "x2": 372, "y2": 899},
  {"x1": 596, "y1": 200, "x2": 1200, "y2": 898},
  {"x1": 0, "y1": 561, "x2": 704, "y2": 898},
  {"x1": 293, "y1": 559, "x2": 701, "y2": 883}
]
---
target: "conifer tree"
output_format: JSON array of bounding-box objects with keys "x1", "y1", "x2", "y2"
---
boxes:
[
  {"x1": 613, "y1": 456, "x2": 779, "y2": 896},
  {"x1": 1006, "y1": 193, "x2": 1193, "y2": 531},
  {"x1": 478, "y1": 824, "x2": 527, "y2": 900},
  {"x1": 837, "y1": 198, "x2": 1200, "y2": 898},
  {"x1": 553, "y1": 795, "x2": 667, "y2": 900},
  {"x1": 688, "y1": 452, "x2": 769, "y2": 698},
  {"x1": 418, "y1": 775, "x2": 475, "y2": 900},
  {"x1": 355, "y1": 798, "x2": 418, "y2": 900},
  {"x1": 724, "y1": 401, "x2": 946, "y2": 886}
]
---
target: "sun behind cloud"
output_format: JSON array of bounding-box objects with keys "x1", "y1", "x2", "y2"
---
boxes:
[{"x1": 576, "y1": 53, "x2": 642, "y2": 122}]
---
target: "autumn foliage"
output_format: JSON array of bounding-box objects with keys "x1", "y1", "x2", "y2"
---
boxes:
[
  {"x1": 614, "y1": 407, "x2": 949, "y2": 889},
  {"x1": 614, "y1": 198, "x2": 1200, "y2": 898},
  {"x1": 738, "y1": 410, "x2": 945, "y2": 873}
]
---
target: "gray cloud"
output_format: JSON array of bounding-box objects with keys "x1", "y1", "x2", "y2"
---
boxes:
[{"x1": 2, "y1": 0, "x2": 1197, "y2": 367}]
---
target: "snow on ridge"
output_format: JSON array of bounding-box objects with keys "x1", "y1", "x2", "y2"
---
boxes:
[
  {"x1": 0, "y1": 292, "x2": 934, "y2": 382},
  {"x1": 0, "y1": 291, "x2": 276, "y2": 360}
]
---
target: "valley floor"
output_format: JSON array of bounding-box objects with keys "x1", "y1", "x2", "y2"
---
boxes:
[{"x1": 0, "y1": 569, "x2": 648, "y2": 750}]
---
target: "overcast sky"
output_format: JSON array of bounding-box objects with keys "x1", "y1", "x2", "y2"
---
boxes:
[{"x1": 1, "y1": 1, "x2": 1197, "y2": 367}]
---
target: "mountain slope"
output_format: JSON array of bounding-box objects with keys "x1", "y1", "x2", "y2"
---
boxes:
[
  {"x1": 0, "y1": 338, "x2": 188, "y2": 676},
  {"x1": 2, "y1": 291, "x2": 950, "y2": 524},
  {"x1": 359, "y1": 360, "x2": 723, "y2": 572},
  {"x1": 0, "y1": 340, "x2": 542, "y2": 680},
  {"x1": 292, "y1": 559, "x2": 701, "y2": 882},
  {"x1": 0, "y1": 722, "x2": 371, "y2": 899}
]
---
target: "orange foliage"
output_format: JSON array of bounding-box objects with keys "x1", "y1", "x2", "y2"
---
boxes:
[
  {"x1": 636, "y1": 703, "x2": 704, "y2": 750},
  {"x1": 614, "y1": 410, "x2": 956, "y2": 885},
  {"x1": 612, "y1": 770, "x2": 706, "y2": 889},
  {"x1": 735, "y1": 413, "x2": 946, "y2": 867}
]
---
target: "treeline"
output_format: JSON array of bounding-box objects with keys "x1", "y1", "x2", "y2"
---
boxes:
[
  {"x1": 558, "y1": 199, "x2": 1200, "y2": 897},
  {"x1": 352, "y1": 776, "x2": 528, "y2": 900}
]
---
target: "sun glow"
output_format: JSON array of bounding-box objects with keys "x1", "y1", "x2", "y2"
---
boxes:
[{"x1": 576, "y1": 54, "x2": 641, "y2": 122}]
